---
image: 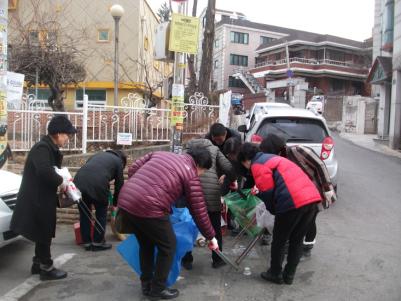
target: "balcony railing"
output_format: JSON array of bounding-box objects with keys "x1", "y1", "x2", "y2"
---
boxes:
[{"x1": 254, "y1": 57, "x2": 368, "y2": 70}]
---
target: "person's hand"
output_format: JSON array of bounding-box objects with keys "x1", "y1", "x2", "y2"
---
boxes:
[
  {"x1": 208, "y1": 238, "x2": 219, "y2": 251},
  {"x1": 250, "y1": 185, "x2": 259, "y2": 195},
  {"x1": 218, "y1": 175, "x2": 226, "y2": 185},
  {"x1": 324, "y1": 189, "x2": 337, "y2": 204},
  {"x1": 60, "y1": 179, "x2": 69, "y2": 192},
  {"x1": 229, "y1": 181, "x2": 238, "y2": 191}
]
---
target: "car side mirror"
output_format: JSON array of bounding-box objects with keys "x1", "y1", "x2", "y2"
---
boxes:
[{"x1": 238, "y1": 125, "x2": 247, "y2": 133}]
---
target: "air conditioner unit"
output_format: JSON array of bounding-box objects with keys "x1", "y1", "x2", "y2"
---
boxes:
[{"x1": 154, "y1": 22, "x2": 174, "y2": 62}]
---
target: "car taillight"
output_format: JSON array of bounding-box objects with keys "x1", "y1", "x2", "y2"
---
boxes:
[
  {"x1": 251, "y1": 134, "x2": 263, "y2": 144},
  {"x1": 321, "y1": 136, "x2": 334, "y2": 160}
]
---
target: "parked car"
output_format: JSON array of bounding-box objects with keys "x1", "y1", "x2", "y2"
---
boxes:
[
  {"x1": 306, "y1": 95, "x2": 325, "y2": 114},
  {"x1": 0, "y1": 170, "x2": 22, "y2": 248},
  {"x1": 245, "y1": 102, "x2": 291, "y2": 130},
  {"x1": 238, "y1": 107, "x2": 338, "y2": 188}
]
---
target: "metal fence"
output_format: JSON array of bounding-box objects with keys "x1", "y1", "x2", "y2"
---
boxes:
[{"x1": 7, "y1": 92, "x2": 219, "y2": 152}]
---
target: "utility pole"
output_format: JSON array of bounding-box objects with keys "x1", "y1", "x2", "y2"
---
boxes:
[{"x1": 0, "y1": 0, "x2": 10, "y2": 169}]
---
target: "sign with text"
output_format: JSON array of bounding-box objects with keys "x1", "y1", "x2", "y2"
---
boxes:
[
  {"x1": 116, "y1": 132, "x2": 132, "y2": 145},
  {"x1": 169, "y1": 13, "x2": 199, "y2": 54},
  {"x1": 7, "y1": 71, "x2": 24, "y2": 109}
]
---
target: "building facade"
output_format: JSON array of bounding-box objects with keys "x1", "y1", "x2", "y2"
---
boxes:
[
  {"x1": 252, "y1": 32, "x2": 372, "y2": 103},
  {"x1": 8, "y1": 0, "x2": 171, "y2": 110},
  {"x1": 368, "y1": 0, "x2": 401, "y2": 149}
]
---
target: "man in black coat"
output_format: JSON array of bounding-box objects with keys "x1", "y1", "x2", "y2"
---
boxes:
[
  {"x1": 205, "y1": 122, "x2": 241, "y2": 153},
  {"x1": 11, "y1": 115, "x2": 77, "y2": 281},
  {"x1": 74, "y1": 150, "x2": 126, "y2": 251}
]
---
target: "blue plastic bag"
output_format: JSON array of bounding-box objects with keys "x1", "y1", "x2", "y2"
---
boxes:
[{"x1": 117, "y1": 207, "x2": 199, "y2": 287}]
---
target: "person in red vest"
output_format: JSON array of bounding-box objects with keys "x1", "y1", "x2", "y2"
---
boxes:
[{"x1": 237, "y1": 143, "x2": 321, "y2": 285}]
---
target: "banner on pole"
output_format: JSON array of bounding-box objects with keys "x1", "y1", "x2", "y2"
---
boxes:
[
  {"x1": 7, "y1": 71, "x2": 24, "y2": 109},
  {"x1": 171, "y1": 84, "x2": 185, "y2": 129}
]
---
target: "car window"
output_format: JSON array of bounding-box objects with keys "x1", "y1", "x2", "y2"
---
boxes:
[{"x1": 256, "y1": 117, "x2": 328, "y2": 143}]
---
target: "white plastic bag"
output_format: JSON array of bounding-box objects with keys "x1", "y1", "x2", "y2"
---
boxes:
[
  {"x1": 54, "y1": 167, "x2": 82, "y2": 202},
  {"x1": 255, "y1": 202, "x2": 275, "y2": 234}
]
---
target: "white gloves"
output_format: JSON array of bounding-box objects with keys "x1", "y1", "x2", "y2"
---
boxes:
[
  {"x1": 54, "y1": 167, "x2": 82, "y2": 202},
  {"x1": 55, "y1": 167, "x2": 73, "y2": 182},
  {"x1": 208, "y1": 237, "x2": 219, "y2": 251},
  {"x1": 323, "y1": 189, "x2": 337, "y2": 207}
]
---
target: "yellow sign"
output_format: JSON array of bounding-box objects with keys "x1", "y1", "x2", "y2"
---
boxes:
[{"x1": 169, "y1": 13, "x2": 200, "y2": 54}]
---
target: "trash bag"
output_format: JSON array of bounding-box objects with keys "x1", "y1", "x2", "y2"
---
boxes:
[
  {"x1": 224, "y1": 189, "x2": 263, "y2": 237},
  {"x1": 117, "y1": 206, "x2": 198, "y2": 287},
  {"x1": 255, "y1": 202, "x2": 275, "y2": 234}
]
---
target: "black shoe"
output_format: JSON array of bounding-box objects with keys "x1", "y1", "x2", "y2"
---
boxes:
[
  {"x1": 91, "y1": 243, "x2": 112, "y2": 251},
  {"x1": 260, "y1": 269, "x2": 283, "y2": 284},
  {"x1": 212, "y1": 260, "x2": 226, "y2": 269},
  {"x1": 182, "y1": 261, "x2": 193, "y2": 270},
  {"x1": 141, "y1": 281, "x2": 151, "y2": 296},
  {"x1": 31, "y1": 263, "x2": 40, "y2": 275},
  {"x1": 302, "y1": 248, "x2": 312, "y2": 258},
  {"x1": 282, "y1": 272, "x2": 294, "y2": 285},
  {"x1": 149, "y1": 288, "x2": 179, "y2": 300},
  {"x1": 84, "y1": 244, "x2": 93, "y2": 251},
  {"x1": 40, "y1": 268, "x2": 67, "y2": 281}
]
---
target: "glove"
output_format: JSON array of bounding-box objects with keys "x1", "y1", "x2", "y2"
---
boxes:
[
  {"x1": 54, "y1": 167, "x2": 72, "y2": 181},
  {"x1": 208, "y1": 237, "x2": 219, "y2": 251},
  {"x1": 229, "y1": 181, "x2": 238, "y2": 191},
  {"x1": 60, "y1": 179, "x2": 69, "y2": 192},
  {"x1": 250, "y1": 185, "x2": 259, "y2": 195},
  {"x1": 324, "y1": 189, "x2": 337, "y2": 206}
]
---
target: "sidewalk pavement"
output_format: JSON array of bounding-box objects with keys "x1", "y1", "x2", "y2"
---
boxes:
[{"x1": 338, "y1": 132, "x2": 401, "y2": 159}]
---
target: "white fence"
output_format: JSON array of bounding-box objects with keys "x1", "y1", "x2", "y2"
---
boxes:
[{"x1": 7, "y1": 92, "x2": 220, "y2": 152}]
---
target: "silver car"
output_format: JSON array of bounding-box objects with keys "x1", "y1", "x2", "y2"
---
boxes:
[
  {"x1": 0, "y1": 170, "x2": 22, "y2": 247},
  {"x1": 239, "y1": 107, "x2": 338, "y2": 189}
]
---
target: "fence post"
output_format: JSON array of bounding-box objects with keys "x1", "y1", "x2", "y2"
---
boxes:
[{"x1": 82, "y1": 94, "x2": 88, "y2": 154}]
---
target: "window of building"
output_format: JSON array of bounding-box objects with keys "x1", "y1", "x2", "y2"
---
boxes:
[
  {"x1": 27, "y1": 88, "x2": 51, "y2": 100},
  {"x1": 328, "y1": 50, "x2": 344, "y2": 61},
  {"x1": 97, "y1": 29, "x2": 110, "y2": 42},
  {"x1": 275, "y1": 52, "x2": 281, "y2": 60},
  {"x1": 230, "y1": 31, "x2": 249, "y2": 44},
  {"x1": 214, "y1": 60, "x2": 219, "y2": 68},
  {"x1": 8, "y1": 0, "x2": 18, "y2": 10},
  {"x1": 29, "y1": 30, "x2": 57, "y2": 46},
  {"x1": 331, "y1": 79, "x2": 345, "y2": 92},
  {"x1": 75, "y1": 89, "x2": 107, "y2": 108},
  {"x1": 214, "y1": 39, "x2": 219, "y2": 48},
  {"x1": 230, "y1": 54, "x2": 248, "y2": 66},
  {"x1": 228, "y1": 76, "x2": 246, "y2": 88},
  {"x1": 260, "y1": 36, "x2": 275, "y2": 45}
]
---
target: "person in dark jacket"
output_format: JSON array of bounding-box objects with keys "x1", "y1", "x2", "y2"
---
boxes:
[
  {"x1": 11, "y1": 115, "x2": 77, "y2": 281},
  {"x1": 74, "y1": 150, "x2": 127, "y2": 251},
  {"x1": 205, "y1": 122, "x2": 241, "y2": 152},
  {"x1": 238, "y1": 143, "x2": 321, "y2": 285},
  {"x1": 117, "y1": 149, "x2": 218, "y2": 300},
  {"x1": 182, "y1": 139, "x2": 235, "y2": 269}
]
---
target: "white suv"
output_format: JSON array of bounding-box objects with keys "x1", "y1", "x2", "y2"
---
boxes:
[
  {"x1": 239, "y1": 107, "x2": 338, "y2": 188},
  {"x1": 245, "y1": 102, "x2": 291, "y2": 130},
  {"x1": 0, "y1": 170, "x2": 22, "y2": 247}
]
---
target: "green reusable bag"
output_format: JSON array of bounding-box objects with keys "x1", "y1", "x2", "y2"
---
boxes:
[{"x1": 224, "y1": 189, "x2": 263, "y2": 237}]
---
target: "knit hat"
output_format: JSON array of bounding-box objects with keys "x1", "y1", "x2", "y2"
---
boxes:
[{"x1": 48, "y1": 115, "x2": 77, "y2": 135}]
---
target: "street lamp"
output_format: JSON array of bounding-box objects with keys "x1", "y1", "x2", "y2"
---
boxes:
[{"x1": 110, "y1": 4, "x2": 124, "y2": 107}]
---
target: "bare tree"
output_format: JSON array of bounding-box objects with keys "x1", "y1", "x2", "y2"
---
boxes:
[
  {"x1": 198, "y1": 0, "x2": 216, "y2": 97},
  {"x1": 120, "y1": 57, "x2": 172, "y2": 107},
  {"x1": 8, "y1": 0, "x2": 86, "y2": 111},
  {"x1": 157, "y1": 1, "x2": 171, "y2": 22},
  {"x1": 186, "y1": 0, "x2": 198, "y2": 96}
]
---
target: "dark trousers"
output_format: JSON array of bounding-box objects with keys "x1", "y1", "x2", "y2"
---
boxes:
[
  {"x1": 304, "y1": 211, "x2": 318, "y2": 249},
  {"x1": 33, "y1": 241, "x2": 53, "y2": 269},
  {"x1": 182, "y1": 210, "x2": 223, "y2": 264},
  {"x1": 78, "y1": 194, "x2": 108, "y2": 244},
  {"x1": 120, "y1": 209, "x2": 176, "y2": 292},
  {"x1": 270, "y1": 203, "x2": 318, "y2": 277}
]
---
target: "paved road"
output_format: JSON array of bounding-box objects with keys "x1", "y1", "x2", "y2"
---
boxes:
[{"x1": 1, "y1": 135, "x2": 401, "y2": 301}]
